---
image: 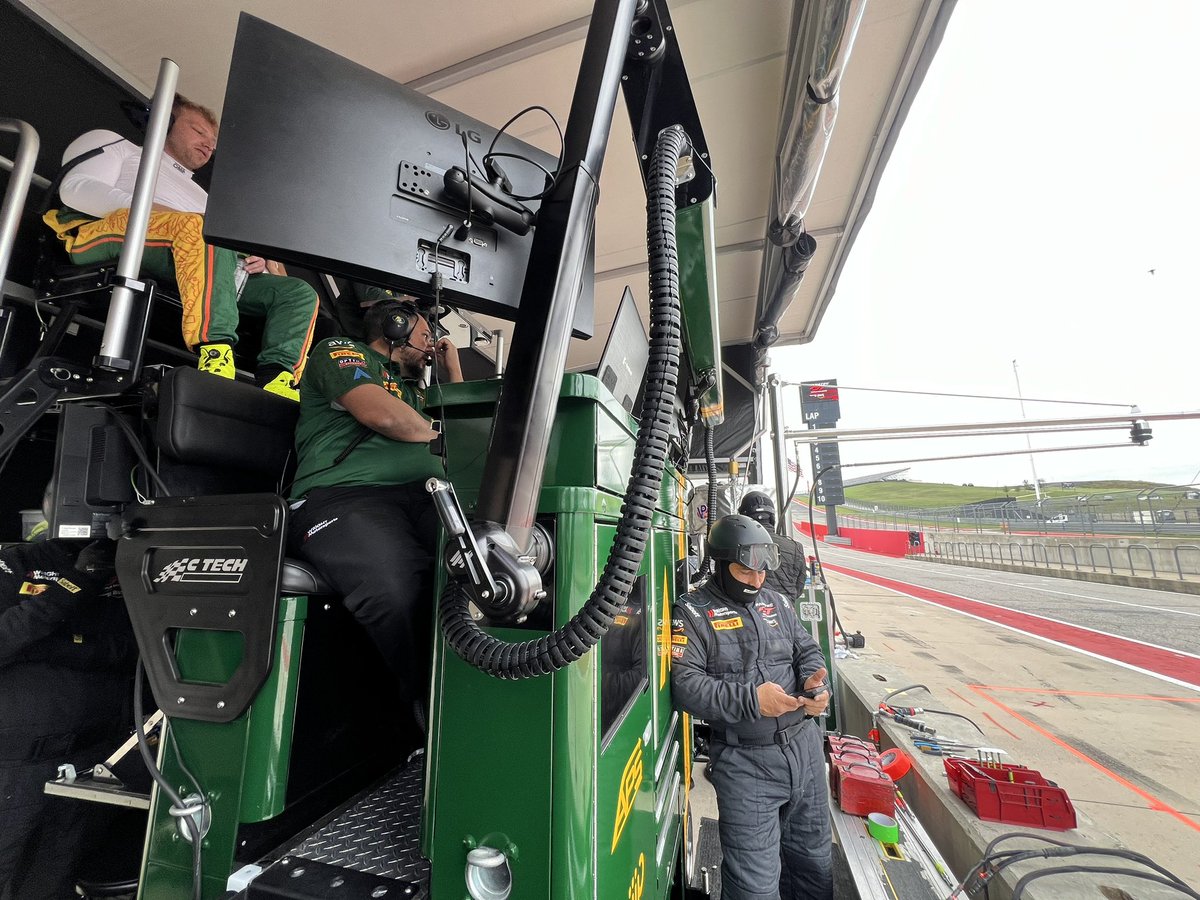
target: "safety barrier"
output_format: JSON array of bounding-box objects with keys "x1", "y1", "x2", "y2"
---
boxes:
[
  {"x1": 919, "y1": 538, "x2": 1199, "y2": 581},
  {"x1": 1056, "y1": 543, "x2": 1080, "y2": 571},
  {"x1": 1087, "y1": 544, "x2": 1115, "y2": 574},
  {"x1": 1174, "y1": 545, "x2": 1200, "y2": 581},
  {"x1": 1128, "y1": 544, "x2": 1157, "y2": 578}
]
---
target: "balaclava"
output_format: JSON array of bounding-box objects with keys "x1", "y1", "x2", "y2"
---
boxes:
[{"x1": 715, "y1": 560, "x2": 760, "y2": 604}]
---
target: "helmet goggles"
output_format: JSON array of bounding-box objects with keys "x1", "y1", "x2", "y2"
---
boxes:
[{"x1": 730, "y1": 542, "x2": 780, "y2": 572}]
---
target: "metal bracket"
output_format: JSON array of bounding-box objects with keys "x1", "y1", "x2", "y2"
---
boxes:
[{"x1": 426, "y1": 478, "x2": 546, "y2": 621}]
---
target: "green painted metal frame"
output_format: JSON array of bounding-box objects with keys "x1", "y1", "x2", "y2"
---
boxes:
[
  {"x1": 424, "y1": 374, "x2": 690, "y2": 900},
  {"x1": 136, "y1": 596, "x2": 307, "y2": 899},
  {"x1": 676, "y1": 197, "x2": 723, "y2": 426}
]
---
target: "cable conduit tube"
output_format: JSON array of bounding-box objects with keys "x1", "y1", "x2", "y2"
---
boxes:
[{"x1": 439, "y1": 125, "x2": 689, "y2": 678}]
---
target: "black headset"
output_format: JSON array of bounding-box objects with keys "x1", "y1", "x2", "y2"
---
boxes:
[{"x1": 374, "y1": 299, "x2": 420, "y2": 344}]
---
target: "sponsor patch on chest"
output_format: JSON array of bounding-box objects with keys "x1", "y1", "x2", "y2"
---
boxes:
[{"x1": 711, "y1": 616, "x2": 743, "y2": 631}]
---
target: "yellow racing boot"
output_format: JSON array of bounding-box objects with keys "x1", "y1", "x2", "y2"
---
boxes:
[
  {"x1": 262, "y1": 370, "x2": 300, "y2": 402},
  {"x1": 197, "y1": 343, "x2": 236, "y2": 379}
]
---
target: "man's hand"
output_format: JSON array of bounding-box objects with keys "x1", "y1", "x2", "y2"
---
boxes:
[
  {"x1": 798, "y1": 667, "x2": 831, "y2": 716},
  {"x1": 433, "y1": 337, "x2": 463, "y2": 383},
  {"x1": 242, "y1": 256, "x2": 270, "y2": 275},
  {"x1": 757, "y1": 682, "x2": 802, "y2": 718}
]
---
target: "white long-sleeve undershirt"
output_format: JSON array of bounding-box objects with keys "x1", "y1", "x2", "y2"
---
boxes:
[{"x1": 58, "y1": 129, "x2": 208, "y2": 218}]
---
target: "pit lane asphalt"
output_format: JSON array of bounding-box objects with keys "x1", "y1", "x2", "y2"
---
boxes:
[{"x1": 807, "y1": 542, "x2": 1200, "y2": 661}]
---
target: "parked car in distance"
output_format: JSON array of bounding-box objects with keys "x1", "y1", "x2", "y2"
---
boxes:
[{"x1": 1049, "y1": 514, "x2": 1069, "y2": 524}]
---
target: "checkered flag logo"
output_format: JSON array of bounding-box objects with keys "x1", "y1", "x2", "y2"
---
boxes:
[
  {"x1": 154, "y1": 559, "x2": 190, "y2": 583},
  {"x1": 152, "y1": 557, "x2": 248, "y2": 584}
]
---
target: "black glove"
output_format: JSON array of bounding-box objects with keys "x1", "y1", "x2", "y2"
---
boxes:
[{"x1": 73, "y1": 539, "x2": 117, "y2": 582}]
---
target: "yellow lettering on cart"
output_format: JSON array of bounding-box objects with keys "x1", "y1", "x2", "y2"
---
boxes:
[
  {"x1": 659, "y1": 569, "x2": 672, "y2": 689},
  {"x1": 628, "y1": 852, "x2": 646, "y2": 900},
  {"x1": 612, "y1": 740, "x2": 643, "y2": 853}
]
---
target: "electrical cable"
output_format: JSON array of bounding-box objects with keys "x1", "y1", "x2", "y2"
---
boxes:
[
  {"x1": 953, "y1": 832, "x2": 1198, "y2": 900},
  {"x1": 86, "y1": 402, "x2": 170, "y2": 497},
  {"x1": 1012, "y1": 867, "x2": 1200, "y2": 900},
  {"x1": 486, "y1": 105, "x2": 564, "y2": 174},
  {"x1": 438, "y1": 125, "x2": 691, "y2": 679},
  {"x1": 133, "y1": 658, "x2": 203, "y2": 900}
]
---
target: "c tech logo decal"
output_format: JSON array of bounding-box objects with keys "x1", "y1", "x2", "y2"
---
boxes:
[
  {"x1": 154, "y1": 557, "x2": 248, "y2": 584},
  {"x1": 611, "y1": 739, "x2": 643, "y2": 853}
]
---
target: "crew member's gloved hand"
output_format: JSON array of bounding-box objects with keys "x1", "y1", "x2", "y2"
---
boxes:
[{"x1": 72, "y1": 539, "x2": 117, "y2": 586}]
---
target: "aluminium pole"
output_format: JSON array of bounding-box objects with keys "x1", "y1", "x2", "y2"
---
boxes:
[
  {"x1": 768, "y1": 374, "x2": 789, "y2": 534},
  {"x1": 96, "y1": 58, "x2": 178, "y2": 371},
  {"x1": 1013, "y1": 359, "x2": 1042, "y2": 500}
]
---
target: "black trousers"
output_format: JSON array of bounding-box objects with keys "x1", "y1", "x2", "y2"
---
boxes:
[
  {"x1": 1, "y1": 665, "x2": 131, "y2": 899},
  {"x1": 290, "y1": 483, "x2": 438, "y2": 715}
]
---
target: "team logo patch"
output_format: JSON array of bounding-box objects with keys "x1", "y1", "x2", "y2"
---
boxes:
[
  {"x1": 707, "y1": 606, "x2": 737, "y2": 618},
  {"x1": 305, "y1": 518, "x2": 338, "y2": 541},
  {"x1": 711, "y1": 617, "x2": 743, "y2": 631},
  {"x1": 329, "y1": 349, "x2": 365, "y2": 360},
  {"x1": 153, "y1": 557, "x2": 248, "y2": 584},
  {"x1": 325, "y1": 339, "x2": 355, "y2": 347},
  {"x1": 671, "y1": 645, "x2": 686, "y2": 660},
  {"x1": 338, "y1": 359, "x2": 367, "y2": 368},
  {"x1": 19, "y1": 581, "x2": 47, "y2": 596}
]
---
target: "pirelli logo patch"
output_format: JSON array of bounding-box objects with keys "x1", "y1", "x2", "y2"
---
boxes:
[
  {"x1": 329, "y1": 349, "x2": 365, "y2": 360},
  {"x1": 711, "y1": 617, "x2": 743, "y2": 631}
]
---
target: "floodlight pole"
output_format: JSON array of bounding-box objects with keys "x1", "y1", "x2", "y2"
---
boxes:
[{"x1": 1013, "y1": 359, "x2": 1041, "y2": 500}]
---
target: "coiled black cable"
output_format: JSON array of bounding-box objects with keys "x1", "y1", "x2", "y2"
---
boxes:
[{"x1": 439, "y1": 125, "x2": 690, "y2": 679}]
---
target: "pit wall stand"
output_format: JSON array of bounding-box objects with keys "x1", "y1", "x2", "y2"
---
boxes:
[{"x1": 424, "y1": 374, "x2": 691, "y2": 900}]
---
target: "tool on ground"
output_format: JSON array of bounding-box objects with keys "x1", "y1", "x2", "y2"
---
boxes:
[{"x1": 943, "y1": 757, "x2": 1076, "y2": 830}]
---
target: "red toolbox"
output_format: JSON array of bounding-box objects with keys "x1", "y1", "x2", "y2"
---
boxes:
[
  {"x1": 826, "y1": 736, "x2": 896, "y2": 818},
  {"x1": 943, "y1": 757, "x2": 1076, "y2": 831}
]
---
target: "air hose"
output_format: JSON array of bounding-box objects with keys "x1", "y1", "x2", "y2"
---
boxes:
[{"x1": 439, "y1": 124, "x2": 690, "y2": 679}]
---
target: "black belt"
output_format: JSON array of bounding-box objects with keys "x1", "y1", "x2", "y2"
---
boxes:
[{"x1": 711, "y1": 719, "x2": 808, "y2": 747}]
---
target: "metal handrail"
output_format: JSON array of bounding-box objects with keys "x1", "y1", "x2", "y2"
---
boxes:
[
  {"x1": 1173, "y1": 545, "x2": 1200, "y2": 580},
  {"x1": 1056, "y1": 543, "x2": 1079, "y2": 571},
  {"x1": 1087, "y1": 543, "x2": 1114, "y2": 574},
  {"x1": 1007, "y1": 544, "x2": 1025, "y2": 565},
  {"x1": 1127, "y1": 544, "x2": 1156, "y2": 578},
  {"x1": 0, "y1": 119, "x2": 40, "y2": 294}
]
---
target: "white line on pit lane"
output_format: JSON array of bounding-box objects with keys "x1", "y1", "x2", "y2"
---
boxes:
[{"x1": 816, "y1": 550, "x2": 1200, "y2": 620}]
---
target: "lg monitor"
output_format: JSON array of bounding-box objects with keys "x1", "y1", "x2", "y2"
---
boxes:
[{"x1": 206, "y1": 14, "x2": 593, "y2": 337}]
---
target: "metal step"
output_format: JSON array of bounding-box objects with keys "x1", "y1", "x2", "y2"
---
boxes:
[{"x1": 248, "y1": 756, "x2": 429, "y2": 897}]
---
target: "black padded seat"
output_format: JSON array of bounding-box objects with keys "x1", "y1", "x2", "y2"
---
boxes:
[{"x1": 281, "y1": 558, "x2": 334, "y2": 596}]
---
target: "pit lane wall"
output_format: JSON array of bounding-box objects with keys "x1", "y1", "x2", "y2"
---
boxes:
[{"x1": 833, "y1": 653, "x2": 1184, "y2": 900}]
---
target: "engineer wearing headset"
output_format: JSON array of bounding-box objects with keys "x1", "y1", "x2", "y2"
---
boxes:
[{"x1": 288, "y1": 300, "x2": 461, "y2": 744}]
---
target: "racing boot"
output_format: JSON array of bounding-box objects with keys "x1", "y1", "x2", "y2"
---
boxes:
[
  {"x1": 197, "y1": 342, "x2": 235, "y2": 379},
  {"x1": 258, "y1": 365, "x2": 300, "y2": 402}
]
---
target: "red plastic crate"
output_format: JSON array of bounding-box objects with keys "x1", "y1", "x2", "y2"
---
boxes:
[{"x1": 944, "y1": 758, "x2": 1076, "y2": 831}]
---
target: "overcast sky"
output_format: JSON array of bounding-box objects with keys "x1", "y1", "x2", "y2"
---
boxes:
[{"x1": 773, "y1": 0, "x2": 1200, "y2": 490}]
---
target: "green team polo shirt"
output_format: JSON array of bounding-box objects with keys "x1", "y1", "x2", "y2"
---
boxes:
[{"x1": 290, "y1": 337, "x2": 443, "y2": 499}]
